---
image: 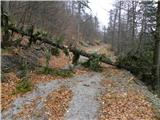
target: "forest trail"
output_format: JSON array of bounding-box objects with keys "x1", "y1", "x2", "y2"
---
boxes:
[{"x1": 2, "y1": 44, "x2": 160, "y2": 120}]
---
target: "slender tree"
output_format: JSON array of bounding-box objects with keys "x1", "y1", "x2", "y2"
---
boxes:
[
  {"x1": 153, "y1": 1, "x2": 160, "y2": 94},
  {"x1": 117, "y1": 1, "x2": 122, "y2": 53}
]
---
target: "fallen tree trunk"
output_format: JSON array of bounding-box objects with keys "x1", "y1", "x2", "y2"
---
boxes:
[
  {"x1": 1, "y1": 10, "x2": 134, "y2": 73},
  {"x1": 8, "y1": 25, "x2": 132, "y2": 71}
]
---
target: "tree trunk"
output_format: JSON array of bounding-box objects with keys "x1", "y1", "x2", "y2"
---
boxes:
[
  {"x1": 76, "y1": 2, "x2": 81, "y2": 47},
  {"x1": 1, "y1": 1, "x2": 11, "y2": 48},
  {"x1": 132, "y1": 1, "x2": 136, "y2": 45},
  {"x1": 117, "y1": 1, "x2": 122, "y2": 54},
  {"x1": 1, "y1": 1, "x2": 9, "y2": 14},
  {"x1": 112, "y1": 9, "x2": 118, "y2": 51},
  {"x1": 153, "y1": 1, "x2": 160, "y2": 95}
]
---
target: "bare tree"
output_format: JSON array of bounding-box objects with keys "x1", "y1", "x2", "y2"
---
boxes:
[
  {"x1": 117, "y1": 1, "x2": 122, "y2": 53},
  {"x1": 153, "y1": 1, "x2": 160, "y2": 94}
]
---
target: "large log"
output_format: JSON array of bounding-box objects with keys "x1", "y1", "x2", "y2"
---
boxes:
[
  {"x1": 0, "y1": 12, "x2": 135, "y2": 73},
  {"x1": 7, "y1": 25, "x2": 131, "y2": 71},
  {"x1": 9, "y1": 26, "x2": 112, "y2": 59}
]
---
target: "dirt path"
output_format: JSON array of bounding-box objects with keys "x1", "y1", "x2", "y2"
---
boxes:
[
  {"x1": 64, "y1": 73, "x2": 104, "y2": 120},
  {"x1": 2, "y1": 44, "x2": 160, "y2": 120},
  {"x1": 2, "y1": 45, "x2": 106, "y2": 120},
  {"x1": 2, "y1": 73, "x2": 104, "y2": 120}
]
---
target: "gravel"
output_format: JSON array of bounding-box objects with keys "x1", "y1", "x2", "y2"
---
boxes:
[{"x1": 64, "y1": 73, "x2": 104, "y2": 120}]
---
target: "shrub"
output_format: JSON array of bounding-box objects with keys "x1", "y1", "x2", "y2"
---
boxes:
[
  {"x1": 51, "y1": 47, "x2": 60, "y2": 56},
  {"x1": 19, "y1": 62, "x2": 29, "y2": 78},
  {"x1": 15, "y1": 77, "x2": 32, "y2": 93},
  {"x1": 15, "y1": 61, "x2": 32, "y2": 94},
  {"x1": 44, "y1": 48, "x2": 52, "y2": 68}
]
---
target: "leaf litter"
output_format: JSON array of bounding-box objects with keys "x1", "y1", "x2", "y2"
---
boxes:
[
  {"x1": 12, "y1": 86, "x2": 73, "y2": 120},
  {"x1": 99, "y1": 67, "x2": 159, "y2": 120}
]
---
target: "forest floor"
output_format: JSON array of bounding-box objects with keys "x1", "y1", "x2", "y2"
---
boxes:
[{"x1": 1, "y1": 44, "x2": 160, "y2": 120}]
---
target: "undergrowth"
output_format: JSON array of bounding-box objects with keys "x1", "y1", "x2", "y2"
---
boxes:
[
  {"x1": 38, "y1": 67, "x2": 73, "y2": 78},
  {"x1": 15, "y1": 62, "x2": 32, "y2": 94},
  {"x1": 116, "y1": 46, "x2": 154, "y2": 87},
  {"x1": 82, "y1": 58, "x2": 102, "y2": 72},
  {"x1": 1, "y1": 47, "x2": 13, "y2": 54},
  {"x1": 81, "y1": 53, "x2": 103, "y2": 72},
  {"x1": 15, "y1": 77, "x2": 32, "y2": 94}
]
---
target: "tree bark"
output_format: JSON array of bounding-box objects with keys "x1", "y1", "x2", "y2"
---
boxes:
[
  {"x1": 132, "y1": 1, "x2": 136, "y2": 45},
  {"x1": 153, "y1": 1, "x2": 160, "y2": 94},
  {"x1": 1, "y1": 1, "x2": 11, "y2": 48},
  {"x1": 117, "y1": 1, "x2": 122, "y2": 54},
  {"x1": 112, "y1": 9, "x2": 118, "y2": 50},
  {"x1": 76, "y1": 2, "x2": 81, "y2": 47}
]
